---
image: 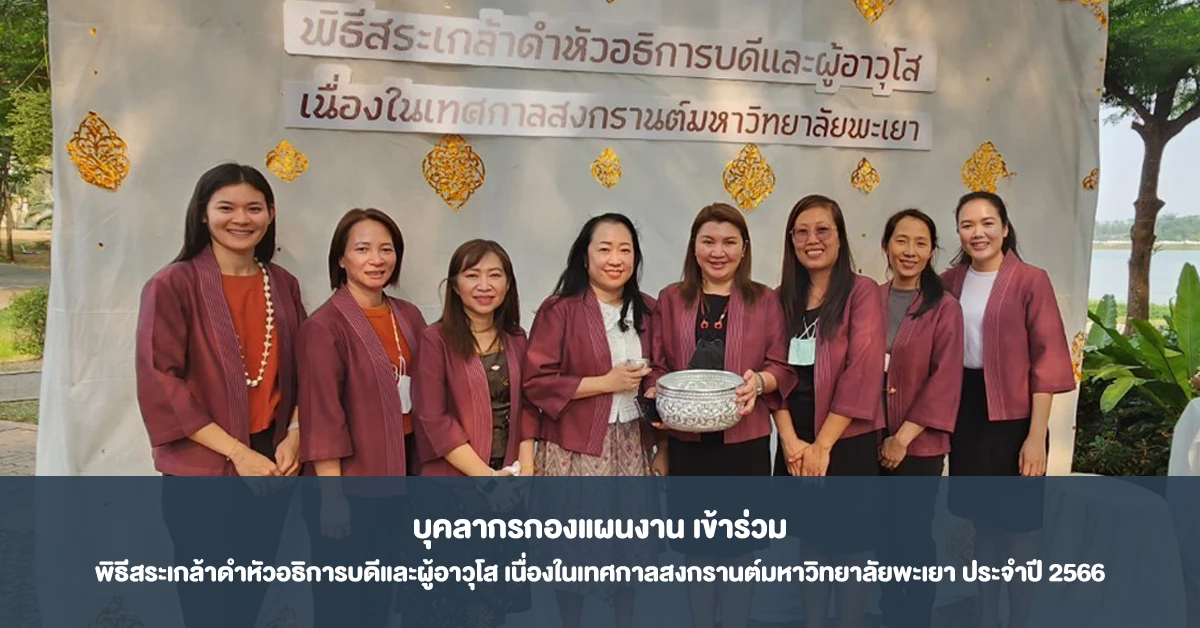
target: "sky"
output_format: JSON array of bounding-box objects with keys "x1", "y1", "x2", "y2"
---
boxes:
[{"x1": 1097, "y1": 105, "x2": 1200, "y2": 223}]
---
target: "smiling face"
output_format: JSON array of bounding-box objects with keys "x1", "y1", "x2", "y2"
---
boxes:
[
  {"x1": 694, "y1": 220, "x2": 745, "y2": 285},
  {"x1": 587, "y1": 220, "x2": 635, "y2": 296},
  {"x1": 791, "y1": 205, "x2": 841, "y2": 272},
  {"x1": 886, "y1": 216, "x2": 934, "y2": 284},
  {"x1": 340, "y1": 218, "x2": 397, "y2": 294},
  {"x1": 454, "y1": 251, "x2": 509, "y2": 319},
  {"x1": 204, "y1": 183, "x2": 273, "y2": 258},
  {"x1": 957, "y1": 198, "x2": 1009, "y2": 267}
]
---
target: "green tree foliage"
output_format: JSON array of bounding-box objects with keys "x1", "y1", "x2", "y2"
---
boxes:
[
  {"x1": 1103, "y1": 0, "x2": 1200, "y2": 325},
  {"x1": 9, "y1": 87, "x2": 49, "y2": 167},
  {"x1": 1094, "y1": 214, "x2": 1200, "y2": 241}
]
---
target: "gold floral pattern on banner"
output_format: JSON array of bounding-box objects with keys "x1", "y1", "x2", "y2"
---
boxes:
[
  {"x1": 264, "y1": 606, "x2": 302, "y2": 628},
  {"x1": 1063, "y1": 0, "x2": 1109, "y2": 27},
  {"x1": 87, "y1": 597, "x2": 144, "y2": 628},
  {"x1": 1071, "y1": 331, "x2": 1086, "y2": 383},
  {"x1": 591, "y1": 147, "x2": 622, "y2": 188},
  {"x1": 854, "y1": 0, "x2": 895, "y2": 23},
  {"x1": 265, "y1": 140, "x2": 309, "y2": 182},
  {"x1": 422, "y1": 134, "x2": 486, "y2": 211},
  {"x1": 850, "y1": 157, "x2": 881, "y2": 195},
  {"x1": 1083, "y1": 168, "x2": 1099, "y2": 191},
  {"x1": 723, "y1": 144, "x2": 775, "y2": 211},
  {"x1": 961, "y1": 141, "x2": 1014, "y2": 193},
  {"x1": 67, "y1": 112, "x2": 130, "y2": 191}
]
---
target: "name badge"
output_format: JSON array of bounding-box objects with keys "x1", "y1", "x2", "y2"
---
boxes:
[
  {"x1": 398, "y1": 375, "x2": 413, "y2": 414},
  {"x1": 788, "y1": 337, "x2": 816, "y2": 366}
]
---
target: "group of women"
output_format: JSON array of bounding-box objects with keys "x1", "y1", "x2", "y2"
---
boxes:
[{"x1": 136, "y1": 162, "x2": 1075, "y2": 628}]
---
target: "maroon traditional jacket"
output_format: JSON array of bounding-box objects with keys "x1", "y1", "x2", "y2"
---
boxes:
[
  {"x1": 522, "y1": 291, "x2": 657, "y2": 457},
  {"x1": 414, "y1": 323, "x2": 540, "y2": 476},
  {"x1": 940, "y1": 250, "x2": 1076, "y2": 421},
  {"x1": 135, "y1": 246, "x2": 306, "y2": 476},
  {"x1": 297, "y1": 287, "x2": 426, "y2": 477},
  {"x1": 648, "y1": 283, "x2": 795, "y2": 444},
  {"x1": 878, "y1": 282, "x2": 964, "y2": 456},
  {"x1": 787, "y1": 275, "x2": 887, "y2": 441}
]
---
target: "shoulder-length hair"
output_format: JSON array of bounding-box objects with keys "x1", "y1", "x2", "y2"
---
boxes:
[
  {"x1": 951, "y1": 191, "x2": 1021, "y2": 266},
  {"x1": 326, "y1": 208, "x2": 405, "y2": 290},
  {"x1": 779, "y1": 194, "x2": 856, "y2": 339},
  {"x1": 173, "y1": 163, "x2": 276, "y2": 264},
  {"x1": 680, "y1": 203, "x2": 759, "y2": 306},
  {"x1": 551, "y1": 212, "x2": 649, "y2": 333},
  {"x1": 881, "y1": 208, "x2": 945, "y2": 319},
  {"x1": 439, "y1": 239, "x2": 522, "y2": 359}
]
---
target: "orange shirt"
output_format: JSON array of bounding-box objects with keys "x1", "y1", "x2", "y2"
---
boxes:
[
  {"x1": 221, "y1": 271, "x2": 280, "y2": 435},
  {"x1": 363, "y1": 304, "x2": 414, "y2": 434}
]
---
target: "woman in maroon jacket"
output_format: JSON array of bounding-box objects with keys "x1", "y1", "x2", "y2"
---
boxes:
[
  {"x1": 523, "y1": 213, "x2": 658, "y2": 628},
  {"x1": 297, "y1": 208, "x2": 427, "y2": 628},
  {"x1": 415, "y1": 239, "x2": 536, "y2": 477},
  {"x1": 941, "y1": 191, "x2": 1075, "y2": 628},
  {"x1": 409, "y1": 239, "x2": 534, "y2": 627},
  {"x1": 135, "y1": 163, "x2": 306, "y2": 628},
  {"x1": 648, "y1": 202, "x2": 792, "y2": 628},
  {"x1": 772, "y1": 194, "x2": 886, "y2": 628},
  {"x1": 876, "y1": 208, "x2": 964, "y2": 628}
]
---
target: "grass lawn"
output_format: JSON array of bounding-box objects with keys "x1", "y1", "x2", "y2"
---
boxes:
[
  {"x1": 0, "y1": 400, "x2": 38, "y2": 424},
  {"x1": 0, "y1": 308, "x2": 36, "y2": 363}
]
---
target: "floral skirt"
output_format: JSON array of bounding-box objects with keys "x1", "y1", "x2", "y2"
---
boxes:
[{"x1": 530, "y1": 421, "x2": 662, "y2": 598}]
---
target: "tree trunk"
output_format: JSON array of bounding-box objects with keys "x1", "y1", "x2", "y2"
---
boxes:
[
  {"x1": 1126, "y1": 128, "x2": 1167, "y2": 329},
  {"x1": 0, "y1": 154, "x2": 10, "y2": 264}
]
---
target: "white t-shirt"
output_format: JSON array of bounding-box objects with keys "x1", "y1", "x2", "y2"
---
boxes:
[
  {"x1": 961, "y1": 267, "x2": 998, "y2": 369},
  {"x1": 600, "y1": 301, "x2": 643, "y2": 424}
]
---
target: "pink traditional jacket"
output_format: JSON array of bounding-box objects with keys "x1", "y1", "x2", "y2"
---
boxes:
[
  {"x1": 135, "y1": 246, "x2": 306, "y2": 476},
  {"x1": 787, "y1": 275, "x2": 887, "y2": 441},
  {"x1": 414, "y1": 323, "x2": 540, "y2": 476},
  {"x1": 297, "y1": 287, "x2": 426, "y2": 477},
  {"x1": 878, "y1": 282, "x2": 964, "y2": 456},
  {"x1": 940, "y1": 250, "x2": 1076, "y2": 421},
  {"x1": 648, "y1": 283, "x2": 795, "y2": 444},
  {"x1": 522, "y1": 291, "x2": 657, "y2": 456}
]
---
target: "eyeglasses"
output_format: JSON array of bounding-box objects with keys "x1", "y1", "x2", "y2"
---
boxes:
[{"x1": 790, "y1": 226, "x2": 836, "y2": 244}]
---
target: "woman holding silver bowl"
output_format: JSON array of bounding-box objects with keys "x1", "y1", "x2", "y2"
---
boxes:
[{"x1": 645, "y1": 202, "x2": 793, "y2": 628}]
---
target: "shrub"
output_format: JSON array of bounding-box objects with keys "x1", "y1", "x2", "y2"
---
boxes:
[{"x1": 9, "y1": 287, "x2": 47, "y2": 358}]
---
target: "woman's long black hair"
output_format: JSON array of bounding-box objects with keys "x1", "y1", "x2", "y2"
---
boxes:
[
  {"x1": 950, "y1": 191, "x2": 1020, "y2": 266},
  {"x1": 882, "y1": 209, "x2": 945, "y2": 318},
  {"x1": 174, "y1": 163, "x2": 277, "y2": 264},
  {"x1": 779, "y1": 195, "x2": 856, "y2": 340},
  {"x1": 551, "y1": 213, "x2": 649, "y2": 333}
]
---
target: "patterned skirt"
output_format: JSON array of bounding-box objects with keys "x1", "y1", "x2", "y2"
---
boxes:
[{"x1": 530, "y1": 421, "x2": 662, "y2": 598}]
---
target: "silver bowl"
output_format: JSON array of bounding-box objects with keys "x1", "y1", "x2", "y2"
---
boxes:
[{"x1": 655, "y1": 369, "x2": 743, "y2": 433}]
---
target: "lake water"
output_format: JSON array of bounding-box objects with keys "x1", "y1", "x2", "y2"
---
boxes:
[{"x1": 1088, "y1": 248, "x2": 1200, "y2": 304}]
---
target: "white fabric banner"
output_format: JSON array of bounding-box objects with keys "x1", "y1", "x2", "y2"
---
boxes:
[
  {"x1": 43, "y1": 0, "x2": 1103, "y2": 480},
  {"x1": 39, "y1": 0, "x2": 1105, "y2": 625},
  {"x1": 283, "y1": 1, "x2": 938, "y2": 96},
  {"x1": 283, "y1": 64, "x2": 932, "y2": 149}
]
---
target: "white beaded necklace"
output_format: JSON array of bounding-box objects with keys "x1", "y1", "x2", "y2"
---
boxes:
[{"x1": 240, "y1": 261, "x2": 274, "y2": 388}]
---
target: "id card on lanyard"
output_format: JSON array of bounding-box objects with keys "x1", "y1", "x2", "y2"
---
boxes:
[
  {"x1": 788, "y1": 318, "x2": 819, "y2": 366},
  {"x1": 389, "y1": 309, "x2": 413, "y2": 414}
]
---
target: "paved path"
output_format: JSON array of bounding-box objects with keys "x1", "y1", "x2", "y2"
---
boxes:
[
  {"x1": 0, "y1": 372, "x2": 40, "y2": 402},
  {"x1": 0, "y1": 421, "x2": 35, "y2": 476}
]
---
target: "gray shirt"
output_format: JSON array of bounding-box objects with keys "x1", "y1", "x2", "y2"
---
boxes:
[{"x1": 887, "y1": 287, "x2": 918, "y2": 352}]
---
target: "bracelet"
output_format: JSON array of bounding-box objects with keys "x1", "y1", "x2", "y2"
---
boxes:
[
  {"x1": 287, "y1": 423, "x2": 300, "y2": 432},
  {"x1": 225, "y1": 440, "x2": 240, "y2": 461},
  {"x1": 754, "y1": 372, "x2": 765, "y2": 395}
]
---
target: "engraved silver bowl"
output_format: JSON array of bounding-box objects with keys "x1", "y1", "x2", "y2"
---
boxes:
[{"x1": 655, "y1": 369, "x2": 743, "y2": 433}]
